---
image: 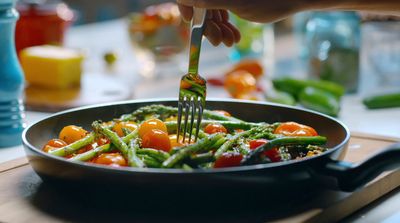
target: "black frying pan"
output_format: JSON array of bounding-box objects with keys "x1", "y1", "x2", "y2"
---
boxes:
[{"x1": 22, "y1": 99, "x2": 400, "y2": 193}]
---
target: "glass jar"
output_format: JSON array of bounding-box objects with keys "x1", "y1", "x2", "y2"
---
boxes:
[
  {"x1": 359, "y1": 21, "x2": 400, "y2": 95},
  {"x1": 306, "y1": 12, "x2": 360, "y2": 93},
  {"x1": 15, "y1": 0, "x2": 74, "y2": 55}
]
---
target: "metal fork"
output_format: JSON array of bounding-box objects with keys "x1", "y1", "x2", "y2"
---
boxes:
[{"x1": 177, "y1": 8, "x2": 207, "y2": 143}]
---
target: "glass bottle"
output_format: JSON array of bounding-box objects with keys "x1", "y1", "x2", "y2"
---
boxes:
[
  {"x1": 306, "y1": 12, "x2": 360, "y2": 93},
  {"x1": 0, "y1": 0, "x2": 25, "y2": 147}
]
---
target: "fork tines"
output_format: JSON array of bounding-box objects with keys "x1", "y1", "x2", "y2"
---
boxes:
[{"x1": 177, "y1": 95, "x2": 204, "y2": 144}]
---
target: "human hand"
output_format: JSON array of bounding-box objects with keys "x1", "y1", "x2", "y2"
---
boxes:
[
  {"x1": 177, "y1": 0, "x2": 312, "y2": 46},
  {"x1": 178, "y1": 4, "x2": 241, "y2": 46}
]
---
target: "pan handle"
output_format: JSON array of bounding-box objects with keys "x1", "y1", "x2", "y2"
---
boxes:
[{"x1": 321, "y1": 142, "x2": 400, "y2": 192}]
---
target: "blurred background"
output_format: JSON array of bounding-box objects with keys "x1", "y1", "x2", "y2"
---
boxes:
[{"x1": 7, "y1": 0, "x2": 400, "y2": 121}]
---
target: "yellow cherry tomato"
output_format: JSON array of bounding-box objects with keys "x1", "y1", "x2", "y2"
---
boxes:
[
  {"x1": 138, "y1": 118, "x2": 168, "y2": 138},
  {"x1": 59, "y1": 125, "x2": 88, "y2": 144},
  {"x1": 113, "y1": 121, "x2": 138, "y2": 137}
]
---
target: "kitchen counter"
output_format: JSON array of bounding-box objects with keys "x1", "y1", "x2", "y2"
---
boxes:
[{"x1": 1, "y1": 19, "x2": 399, "y2": 222}]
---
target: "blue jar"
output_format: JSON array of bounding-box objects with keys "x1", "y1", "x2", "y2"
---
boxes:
[
  {"x1": 0, "y1": 0, "x2": 25, "y2": 147},
  {"x1": 306, "y1": 12, "x2": 360, "y2": 93}
]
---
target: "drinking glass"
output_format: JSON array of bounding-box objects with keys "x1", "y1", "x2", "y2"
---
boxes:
[{"x1": 127, "y1": 3, "x2": 189, "y2": 78}]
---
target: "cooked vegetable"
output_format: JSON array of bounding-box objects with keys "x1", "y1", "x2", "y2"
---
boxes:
[
  {"x1": 49, "y1": 132, "x2": 95, "y2": 157},
  {"x1": 242, "y1": 136, "x2": 327, "y2": 165},
  {"x1": 363, "y1": 92, "x2": 400, "y2": 109},
  {"x1": 59, "y1": 125, "x2": 88, "y2": 144},
  {"x1": 43, "y1": 104, "x2": 329, "y2": 169},
  {"x1": 299, "y1": 87, "x2": 340, "y2": 117}
]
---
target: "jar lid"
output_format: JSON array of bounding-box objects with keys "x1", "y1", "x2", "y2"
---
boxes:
[{"x1": 16, "y1": 0, "x2": 74, "y2": 21}]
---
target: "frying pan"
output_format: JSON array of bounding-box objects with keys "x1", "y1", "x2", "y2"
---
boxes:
[{"x1": 22, "y1": 99, "x2": 400, "y2": 193}]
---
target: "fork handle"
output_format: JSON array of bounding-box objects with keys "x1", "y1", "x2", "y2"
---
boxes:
[{"x1": 188, "y1": 8, "x2": 206, "y2": 75}]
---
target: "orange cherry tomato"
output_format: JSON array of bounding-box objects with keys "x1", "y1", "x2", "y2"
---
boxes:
[
  {"x1": 169, "y1": 134, "x2": 188, "y2": 148},
  {"x1": 213, "y1": 110, "x2": 231, "y2": 117},
  {"x1": 248, "y1": 139, "x2": 281, "y2": 162},
  {"x1": 113, "y1": 121, "x2": 138, "y2": 137},
  {"x1": 226, "y1": 59, "x2": 264, "y2": 80},
  {"x1": 141, "y1": 129, "x2": 172, "y2": 152},
  {"x1": 42, "y1": 139, "x2": 67, "y2": 152},
  {"x1": 274, "y1": 122, "x2": 318, "y2": 136},
  {"x1": 138, "y1": 118, "x2": 168, "y2": 138},
  {"x1": 224, "y1": 70, "x2": 257, "y2": 98},
  {"x1": 77, "y1": 144, "x2": 94, "y2": 154},
  {"x1": 59, "y1": 125, "x2": 88, "y2": 144},
  {"x1": 204, "y1": 123, "x2": 228, "y2": 134},
  {"x1": 214, "y1": 152, "x2": 243, "y2": 168},
  {"x1": 92, "y1": 153, "x2": 127, "y2": 167}
]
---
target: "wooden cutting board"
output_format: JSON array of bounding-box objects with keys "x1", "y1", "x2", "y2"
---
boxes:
[{"x1": 0, "y1": 132, "x2": 399, "y2": 223}]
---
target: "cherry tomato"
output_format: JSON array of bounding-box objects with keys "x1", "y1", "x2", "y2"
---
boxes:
[
  {"x1": 204, "y1": 123, "x2": 228, "y2": 134},
  {"x1": 226, "y1": 59, "x2": 264, "y2": 80},
  {"x1": 264, "y1": 148, "x2": 281, "y2": 162},
  {"x1": 248, "y1": 139, "x2": 281, "y2": 162},
  {"x1": 59, "y1": 125, "x2": 88, "y2": 144},
  {"x1": 77, "y1": 144, "x2": 94, "y2": 154},
  {"x1": 213, "y1": 110, "x2": 231, "y2": 117},
  {"x1": 224, "y1": 70, "x2": 257, "y2": 98},
  {"x1": 113, "y1": 121, "x2": 138, "y2": 137},
  {"x1": 141, "y1": 129, "x2": 171, "y2": 152},
  {"x1": 249, "y1": 139, "x2": 268, "y2": 150},
  {"x1": 274, "y1": 122, "x2": 318, "y2": 136},
  {"x1": 138, "y1": 118, "x2": 168, "y2": 138},
  {"x1": 169, "y1": 134, "x2": 189, "y2": 148},
  {"x1": 92, "y1": 153, "x2": 127, "y2": 167},
  {"x1": 42, "y1": 139, "x2": 67, "y2": 152},
  {"x1": 96, "y1": 137, "x2": 110, "y2": 146},
  {"x1": 214, "y1": 152, "x2": 243, "y2": 168},
  {"x1": 235, "y1": 93, "x2": 259, "y2": 101}
]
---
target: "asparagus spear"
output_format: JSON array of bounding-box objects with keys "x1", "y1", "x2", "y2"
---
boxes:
[
  {"x1": 137, "y1": 148, "x2": 170, "y2": 163},
  {"x1": 137, "y1": 154, "x2": 161, "y2": 168},
  {"x1": 241, "y1": 136, "x2": 327, "y2": 165},
  {"x1": 122, "y1": 104, "x2": 243, "y2": 122},
  {"x1": 92, "y1": 121, "x2": 144, "y2": 167},
  {"x1": 128, "y1": 138, "x2": 145, "y2": 168},
  {"x1": 162, "y1": 133, "x2": 224, "y2": 168},
  {"x1": 165, "y1": 120, "x2": 262, "y2": 133},
  {"x1": 49, "y1": 132, "x2": 95, "y2": 157},
  {"x1": 69, "y1": 144, "x2": 111, "y2": 161}
]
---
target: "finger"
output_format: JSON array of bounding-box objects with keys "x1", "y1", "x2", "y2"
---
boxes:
[
  {"x1": 220, "y1": 10, "x2": 229, "y2": 21},
  {"x1": 222, "y1": 21, "x2": 241, "y2": 43},
  {"x1": 211, "y1": 10, "x2": 222, "y2": 22},
  {"x1": 177, "y1": 0, "x2": 234, "y2": 9},
  {"x1": 204, "y1": 20, "x2": 223, "y2": 46},
  {"x1": 219, "y1": 23, "x2": 235, "y2": 47},
  {"x1": 177, "y1": 3, "x2": 193, "y2": 22}
]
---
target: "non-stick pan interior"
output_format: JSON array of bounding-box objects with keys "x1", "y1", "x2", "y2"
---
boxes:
[{"x1": 25, "y1": 99, "x2": 348, "y2": 155}]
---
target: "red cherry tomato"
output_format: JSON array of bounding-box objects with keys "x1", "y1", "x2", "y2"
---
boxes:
[
  {"x1": 138, "y1": 118, "x2": 168, "y2": 138},
  {"x1": 214, "y1": 152, "x2": 243, "y2": 168},
  {"x1": 249, "y1": 139, "x2": 268, "y2": 150},
  {"x1": 204, "y1": 123, "x2": 228, "y2": 134},
  {"x1": 141, "y1": 129, "x2": 172, "y2": 152},
  {"x1": 248, "y1": 139, "x2": 281, "y2": 162},
  {"x1": 42, "y1": 139, "x2": 67, "y2": 152},
  {"x1": 59, "y1": 125, "x2": 88, "y2": 144},
  {"x1": 274, "y1": 122, "x2": 318, "y2": 136},
  {"x1": 92, "y1": 153, "x2": 127, "y2": 167},
  {"x1": 96, "y1": 137, "x2": 110, "y2": 146}
]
